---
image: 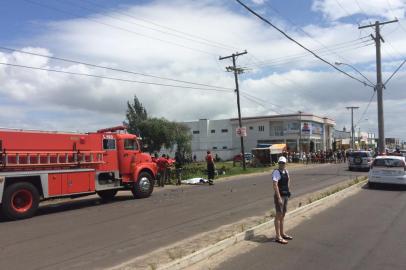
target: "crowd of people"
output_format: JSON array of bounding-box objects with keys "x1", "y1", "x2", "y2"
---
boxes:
[
  {"x1": 152, "y1": 150, "x2": 215, "y2": 187},
  {"x1": 281, "y1": 149, "x2": 349, "y2": 164},
  {"x1": 152, "y1": 153, "x2": 182, "y2": 187},
  {"x1": 152, "y1": 149, "x2": 354, "y2": 187}
]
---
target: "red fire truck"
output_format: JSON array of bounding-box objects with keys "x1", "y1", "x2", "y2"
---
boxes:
[{"x1": 0, "y1": 125, "x2": 157, "y2": 220}]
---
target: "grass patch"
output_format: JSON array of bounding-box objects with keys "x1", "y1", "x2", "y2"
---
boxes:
[
  {"x1": 167, "y1": 249, "x2": 183, "y2": 261},
  {"x1": 306, "y1": 176, "x2": 367, "y2": 204},
  {"x1": 167, "y1": 161, "x2": 277, "y2": 183},
  {"x1": 148, "y1": 263, "x2": 157, "y2": 270}
]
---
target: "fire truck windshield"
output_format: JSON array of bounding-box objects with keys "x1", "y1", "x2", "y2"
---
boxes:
[{"x1": 124, "y1": 139, "x2": 138, "y2": 151}]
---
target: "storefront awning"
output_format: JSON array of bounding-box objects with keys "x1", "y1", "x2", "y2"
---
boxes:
[
  {"x1": 270, "y1": 144, "x2": 286, "y2": 154},
  {"x1": 341, "y1": 139, "x2": 351, "y2": 145}
]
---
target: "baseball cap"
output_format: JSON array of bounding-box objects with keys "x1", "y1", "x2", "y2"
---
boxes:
[{"x1": 278, "y1": 156, "x2": 287, "y2": 164}]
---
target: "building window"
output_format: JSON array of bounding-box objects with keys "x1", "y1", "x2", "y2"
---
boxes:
[
  {"x1": 211, "y1": 129, "x2": 216, "y2": 133},
  {"x1": 258, "y1": 125, "x2": 265, "y2": 132},
  {"x1": 275, "y1": 127, "x2": 283, "y2": 136},
  {"x1": 270, "y1": 122, "x2": 283, "y2": 136},
  {"x1": 193, "y1": 130, "x2": 200, "y2": 134},
  {"x1": 213, "y1": 146, "x2": 218, "y2": 150},
  {"x1": 221, "y1": 129, "x2": 228, "y2": 133},
  {"x1": 222, "y1": 146, "x2": 228, "y2": 149}
]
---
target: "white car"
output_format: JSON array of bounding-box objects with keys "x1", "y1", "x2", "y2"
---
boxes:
[
  {"x1": 348, "y1": 151, "x2": 373, "y2": 171},
  {"x1": 368, "y1": 156, "x2": 406, "y2": 188}
]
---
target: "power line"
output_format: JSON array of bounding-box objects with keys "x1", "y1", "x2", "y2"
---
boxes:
[
  {"x1": 333, "y1": 0, "x2": 354, "y2": 18},
  {"x1": 354, "y1": 0, "x2": 368, "y2": 16},
  {"x1": 355, "y1": 91, "x2": 376, "y2": 128},
  {"x1": 243, "y1": 2, "x2": 373, "y2": 99},
  {"x1": 265, "y1": 1, "x2": 359, "y2": 67},
  {"x1": 240, "y1": 90, "x2": 298, "y2": 113},
  {"x1": 244, "y1": 42, "x2": 375, "y2": 71},
  {"x1": 61, "y1": 0, "x2": 236, "y2": 52},
  {"x1": 247, "y1": 37, "x2": 370, "y2": 66},
  {"x1": 235, "y1": 0, "x2": 375, "y2": 88},
  {"x1": 335, "y1": 62, "x2": 375, "y2": 87},
  {"x1": 0, "y1": 62, "x2": 234, "y2": 93},
  {"x1": 0, "y1": 46, "x2": 233, "y2": 91},
  {"x1": 383, "y1": 59, "x2": 406, "y2": 87},
  {"x1": 81, "y1": 0, "x2": 239, "y2": 51},
  {"x1": 22, "y1": 0, "x2": 219, "y2": 57},
  {"x1": 240, "y1": 93, "x2": 283, "y2": 114},
  {"x1": 386, "y1": 0, "x2": 406, "y2": 35},
  {"x1": 244, "y1": 41, "x2": 374, "y2": 69},
  {"x1": 381, "y1": 41, "x2": 399, "y2": 60}
]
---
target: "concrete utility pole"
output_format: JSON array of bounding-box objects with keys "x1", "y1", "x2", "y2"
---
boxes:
[
  {"x1": 358, "y1": 19, "x2": 398, "y2": 154},
  {"x1": 298, "y1": 111, "x2": 302, "y2": 155},
  {"x1": 219, "y1": 51, "x2": 247, "y2": 170},
  {"x1": 346, "y1": 106, "x2": 359, "y2": 150}
]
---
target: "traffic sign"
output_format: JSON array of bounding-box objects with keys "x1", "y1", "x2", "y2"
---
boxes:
[{"x1": 236, "y1": 127, "x2": 247, "y2": 137}]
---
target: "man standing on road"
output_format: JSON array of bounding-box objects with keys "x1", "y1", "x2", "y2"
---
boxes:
[
  {"x1": 175, "y1": 151, "x2": 183, "y2": 186},
  {"x1": 272, "y1": 156, "x2": 293, "y2": 244},
  {"x1": 157, "y1": 154, "x2": 169, "y2": 187},
  {"x1": 206, "y1": 151, "x2": 215, "y2": 185}
]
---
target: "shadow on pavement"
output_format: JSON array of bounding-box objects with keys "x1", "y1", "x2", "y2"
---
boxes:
[
  {"x1": 0, "y1": 195, "x2": 135, "y2": 222},
  {"x1": 245, "y1": 230, "x2": 273, "y2": 243},
  {"x1": 362, "y1": 183, "x2": 406, "y2": 191}
]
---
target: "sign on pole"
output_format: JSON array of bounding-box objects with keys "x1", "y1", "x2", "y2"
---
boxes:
[{"x1": 236, "y1": 127, "x2": 247, "y2": 137}]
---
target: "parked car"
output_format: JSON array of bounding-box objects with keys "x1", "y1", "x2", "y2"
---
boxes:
[
  {"x1": 233, "y1": 153, "x2": 254, "y2": 165},
  {"x1": 348, "y1": 151, "x2": 373, "y2": 171},
  {"x1": 368, "y1": 156, "x2": 406, "y2": 188}
]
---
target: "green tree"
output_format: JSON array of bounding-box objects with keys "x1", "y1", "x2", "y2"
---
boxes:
[
  {"x1": 126, "y1": 95, "x2": 148, "y2": 135},
  {"x1": 171, "y1": 122, "x2": 192, "y2": 155},
  {"x1": 138, "y1": 118, "x2": 175, "y2": 153},
  {"x1": 125, "y1": 95, "x2": 192, "y2": 155}
]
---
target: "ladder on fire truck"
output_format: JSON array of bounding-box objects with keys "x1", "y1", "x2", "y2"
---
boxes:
[{"x1": 0, "y1": 150, "x2": 105, "y2": 170}]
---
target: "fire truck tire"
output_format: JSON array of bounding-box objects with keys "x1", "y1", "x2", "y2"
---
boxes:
[
  {"x1": 96, "y1": 189, "x2": 118, "y2": 201},
  {"x1": 132, "y1": 172, "x2": 154, "y2": 199},
  {"x1": 2, "y1": 182, "x2": 40, "y2": 220}
]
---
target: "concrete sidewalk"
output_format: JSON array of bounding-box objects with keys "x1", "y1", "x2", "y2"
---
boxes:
[{"x1": 211, "y1": 185, "x2": 406, "y2": 270}]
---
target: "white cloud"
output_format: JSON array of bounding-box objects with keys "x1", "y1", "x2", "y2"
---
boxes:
[
  {"x1": 1, "y1": 0, "x2": 405, "y2": 140},
  {"x1": 312, "y1": 0, "x2": 406, "y2": 21},
  {"x1": 251, "y1": 0, "x2": 267, "y2": 4}
]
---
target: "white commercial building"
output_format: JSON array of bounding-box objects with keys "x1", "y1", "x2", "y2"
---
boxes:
[{"x1": 185, "y1": 113, "x2": 336, "y2": 161}]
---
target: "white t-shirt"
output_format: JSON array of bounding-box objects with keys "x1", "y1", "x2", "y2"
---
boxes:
[{"x1": 272, "y1": 169, "x2": 289, "y2": 182}]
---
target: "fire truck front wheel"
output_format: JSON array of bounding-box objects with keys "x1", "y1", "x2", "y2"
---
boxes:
[
  {"x1": 132, "y1": 172, "x2": 154, "y2": 199},
  {"x1": 1, "y1": 182, "x2": 40, "y2": 220}
]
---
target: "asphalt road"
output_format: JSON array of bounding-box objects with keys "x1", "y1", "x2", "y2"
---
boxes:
[
  {"x1": 215, "y1": 184, "x2": 406, "y2": 270},
  {"x1": 0, "y1": 163, "x2": 365, "y2": 270}
]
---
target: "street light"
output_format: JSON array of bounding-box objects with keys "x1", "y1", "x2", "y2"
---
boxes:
[{"x1": 334, "y1": 62, "x2": 375, "y2": 87}]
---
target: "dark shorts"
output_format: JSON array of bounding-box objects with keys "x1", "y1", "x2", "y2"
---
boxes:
[
  {"x1": 207, "y1": 163, "x2": 215, "y2": 180},
  {"x1": 274, "y1": 195, "x2": 289, "y2": 214}
]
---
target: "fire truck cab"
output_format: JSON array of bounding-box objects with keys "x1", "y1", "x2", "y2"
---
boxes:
[{"x1": 0, "y1": 126, "x2": 157, "y2": 220}]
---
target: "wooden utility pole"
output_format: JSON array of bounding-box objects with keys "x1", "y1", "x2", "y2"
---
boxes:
[{"x1": 219, "y1": 51, "x2": 247, "y2": 170}]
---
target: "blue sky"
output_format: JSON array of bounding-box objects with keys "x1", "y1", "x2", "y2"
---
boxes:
[
  {"x1": 0, "y1": 0, "x2": 405, "y2": 140},
  {"x1": 0, "y1": 0, "x2": 355, "y2": 45}
]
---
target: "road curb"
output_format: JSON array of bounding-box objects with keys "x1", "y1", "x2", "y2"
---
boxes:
[{"x1": 157, "y1": 180, "x2": 366, "y2": 270}]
